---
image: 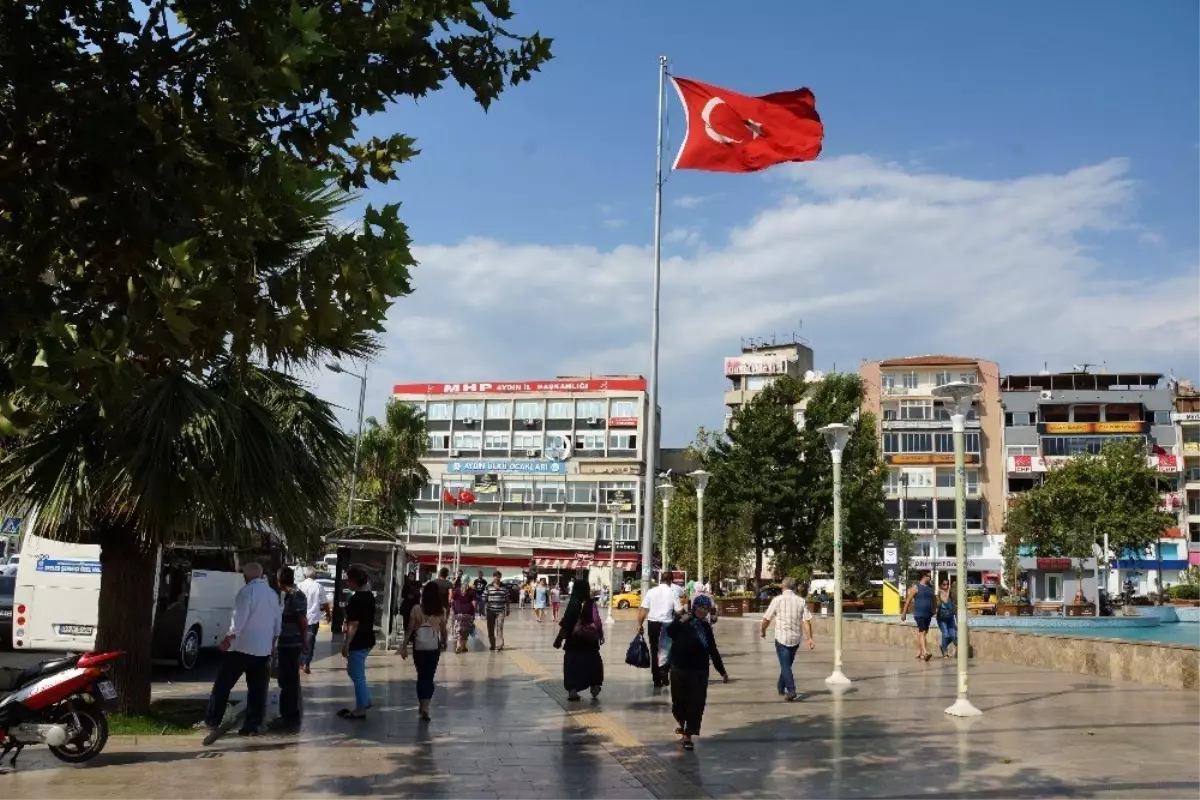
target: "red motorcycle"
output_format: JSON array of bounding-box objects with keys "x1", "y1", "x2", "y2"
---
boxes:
[{"x1": 0, "y1": 650, "x2": 122, "y2": 767}]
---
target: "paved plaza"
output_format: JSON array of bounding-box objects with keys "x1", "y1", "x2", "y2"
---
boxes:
[{"x1": 3, "y1": 611, "x2": 1198, "y2": 799}]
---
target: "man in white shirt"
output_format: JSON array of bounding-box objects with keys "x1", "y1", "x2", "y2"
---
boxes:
[
  {"x1": 760, "y1": 577, "x2": 815, "y2": 701},
  {"x1": 197, "y1": 562, "x2": 281, "y2": 735},
  {"x1": 638, "y1": 571, "x2": 682, "y2": 688},
  {"x1": 296, "y1": 568, "x2": 331, "y2": 674}
]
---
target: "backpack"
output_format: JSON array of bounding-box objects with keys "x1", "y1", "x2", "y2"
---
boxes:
[{"x1": 414, "y1": 619, "x2": 441, "y2": 651}]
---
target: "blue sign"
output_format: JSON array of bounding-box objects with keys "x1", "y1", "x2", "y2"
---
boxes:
[
  {"x1": 35, "y1": 557, "x2": 102, "y2": 575},
  {"x1": 447, "y1": 460, "x2": 567, "y2": 475},
  {"x1": 1, "y1": 517, "x2": 20, "y2": 534}
]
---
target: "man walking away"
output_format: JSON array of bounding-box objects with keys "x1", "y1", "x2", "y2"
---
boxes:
[
  {"x1": 760, "y1": 577, "x2": 815, "y2": 701},
  {"x1": 902, "y1": 572, "x2": 936, "y2": 661},
  {"x1": 638, "y1": 571, "x2": 681, "y2": 688},
  {"x1": 269, "y1": 567, "x2": 308, "y2": 732},
  {"x1": 197, "y1": 562, "x2": 281, "y2": 736},
  {"x1": 473, "y1": 570, "x2": 489, "y2": 617},
  {"x1": 484, "y1": 570, "x2": 510, "y2": 650},
  {"x1": 296, "y1": 568, "x2": 330, "y2": 675},
  {"x1": 433, "y1": 567, "x2": 453, "y2": 648}
]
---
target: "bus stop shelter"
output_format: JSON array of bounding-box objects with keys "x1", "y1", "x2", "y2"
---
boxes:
[{"x1": 325, "y1": 525, "x2": 410, "y2": 649}]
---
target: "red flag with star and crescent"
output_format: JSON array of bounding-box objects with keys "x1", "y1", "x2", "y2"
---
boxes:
[{"x1": 671, "y1": 77, "x2": 823, "y2": 172}]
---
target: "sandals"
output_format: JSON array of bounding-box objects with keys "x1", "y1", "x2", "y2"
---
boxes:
[
  {"x1": 681, "y1": 739, "x2": 695, "y2": 751},
  {"x1": 336, "y1": 708, "x2": 367, "y2": 720},
  {"x1": 567, "y1": 693, "x2": 582, "y2": 702}
]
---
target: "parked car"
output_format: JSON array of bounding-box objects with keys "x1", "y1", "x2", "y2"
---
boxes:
[
  {"x1": 610, "y1": 590, "x2": 641, "y2": 609},
  {"x1": 0, "y1": 574, "x2": 14, "y2": 648},
  {"x1": 855, "y1": 587, "x2": 884, "y2": 613}
]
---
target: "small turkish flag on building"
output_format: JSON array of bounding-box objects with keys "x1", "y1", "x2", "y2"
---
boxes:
[{"x1": 671, "y1": 77, "x2": 823, "y2": 172}]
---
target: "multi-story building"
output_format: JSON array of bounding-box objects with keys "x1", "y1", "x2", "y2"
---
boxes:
[
  {"x1": 391, "y1": 376, "x2": 655, "y2": 586},
  {"x1": 859, "y1": 355, "x2": 1005, "y2": 585},
  {"x1": 723, "y1": 338, "x2": 815, "y2": 429},
  {"x1": 1172, "y1": 379, "x2": 1200, "y2": 567},
  {"x1": 1001, "y1": 369, "x2": 1182, "y2": 599}
]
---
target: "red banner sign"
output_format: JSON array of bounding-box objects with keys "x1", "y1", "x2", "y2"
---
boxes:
[
  {"x1": 393, "y1": 378, "x2": 646, "y2": 395},
  {"x1": 1036, "y1": 558, "x2": 1072, "y2": 571},
  {"x1": 608, "y1": 416, "x2": 639, "y2": 428}
]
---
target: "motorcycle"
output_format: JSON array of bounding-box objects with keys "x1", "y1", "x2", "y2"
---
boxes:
[{"x1": 0, "y1": 650, "x2": 122, "y2": 768}]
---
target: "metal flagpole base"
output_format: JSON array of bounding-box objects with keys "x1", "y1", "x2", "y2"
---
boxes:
[
  {"x1": 944, "y1": 697, "x2": 983, "y2": 717},
  {"x1": 824, "y1": 670, "x2": 852, "y2": 686}
]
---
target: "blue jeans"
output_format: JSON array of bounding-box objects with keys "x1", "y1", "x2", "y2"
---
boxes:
[
  {"x1": 303, "y1": 623, "x2": 319, "y2": 668},
  {"x1": 346, "y1": 648, "x2": 370, "y2": 709},
  {"x1": 413, "y1": 649, "x2": 440, "y2": 701},
  {"x1": 775, "y1": 641, "x2": 799, "y2": 695},
  {"x1": 938, "y1": 617, "x2": 957, "y2": 655}
]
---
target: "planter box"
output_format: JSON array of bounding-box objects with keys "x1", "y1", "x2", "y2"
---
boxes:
[
  {"x1": 995, "y1": 603, "x2": 1033, "y2": 617},
  {"x1": 1168, "y1": 599, "x2": 1200, "y2": 607},
  {"x1": 718, "y1": 599, "x2": 745, "y2": 617},
  {"x1": 1065, "y1": 603, "x2": 1093, "y2": 617}
]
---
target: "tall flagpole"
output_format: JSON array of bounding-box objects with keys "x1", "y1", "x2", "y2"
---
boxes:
[{"x1": 640, "y1": 55, "x2": 668, "y2": 591}]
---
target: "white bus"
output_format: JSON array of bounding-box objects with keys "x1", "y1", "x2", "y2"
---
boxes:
[{"x1": 12, "y1": 531, "x2": 286, "y2": 669}]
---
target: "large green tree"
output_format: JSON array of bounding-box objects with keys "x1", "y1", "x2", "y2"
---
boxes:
[
  {"x1": 1006, "y1": 438, "x2": 1174, "y2": 606},
  {"x1": 345, "y1": 400, "x2": 430, "y2": 531}
]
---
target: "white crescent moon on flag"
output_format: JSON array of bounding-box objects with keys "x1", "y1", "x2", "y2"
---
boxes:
[{"x1": 702, "y1": 97, "x2": 742, "y2": 144}]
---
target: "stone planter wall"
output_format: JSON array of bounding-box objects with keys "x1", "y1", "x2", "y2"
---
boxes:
[
  {"x1": 995, "y1": 603, "x2": 1033, "y2": 617},
  {"x1": 807, "y1": 616, "x2": 1199, "y2": 691}
]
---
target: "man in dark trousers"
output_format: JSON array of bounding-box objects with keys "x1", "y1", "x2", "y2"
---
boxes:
[{"x1": 269, "y1": 566, "x2": 309, "y2": 732}]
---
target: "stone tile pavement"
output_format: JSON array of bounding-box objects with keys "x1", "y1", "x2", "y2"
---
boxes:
[{"x1": 2, "y1": 609, "x2": 1197, "y2": 798}]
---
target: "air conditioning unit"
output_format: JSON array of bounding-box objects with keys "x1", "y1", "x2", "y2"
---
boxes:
[
  {"x1": 462, "y1": 417, "x2": 474, "y2": 425},
  {"x1": 1040, "y1": 390, "x2": 1053, "y2": 400},
  {"x1": 587, "y1": 416, "x2": 599, "y2": 425},
  {"x1": 526, "y1": 449, "x2": 539, "y2": 457},
  {"x1": 523, "y1": 418, "x2": 536, "y2": 426},
  {"x1": 449, "y1": 449, "x2": 460, "y2": 457}
]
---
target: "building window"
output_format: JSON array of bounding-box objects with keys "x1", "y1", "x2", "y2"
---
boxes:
[
  {"x1": 419, "y1": 482, "x2": 440, "y2": 501},
  {"x1": 454, "y1": 402, "x2": 482, "y2": 421},
  {"x1": 535, "y1": 482, "x2": 566, "y2": 504},
  {"x1": 966, "y1": 433, "x2": 980, "y2": 453},
  {"x1": 901, "y1": 432, "x2": 933, "y2": 453},
  {"x1": 746, "y1": 376, "x2": 776, "y2": 391},
  {"x1": 599, "y1": 482, "x2": 637, "y2": 506},
  {"x1": 1153, "y1": 410, "x2": 1172, "y2": 426},
  {"x1": 934, "y1": 371, "x2": 951, "y2": 386},
  {"x1": 532, "y1": 519, "x2": 562, "y2": 539},
  {"x1": 1042, "y1": 435, "x2": 1141, "y2": 457},
  {"x1": 936, "y1": 470, "x2": 979, "y2": 493},
  {"x1": 452, "y1": 432, "x2": 481, "y2": 450},
  {"x1": 966, "y1": 541, "x2": 984, "y2": 558},
  {"x1": 959, "y1": 371, "x2": 978, "y2": 385},
  {"x1": 1005, "y1": 412, "x2": 1032, "y2": 427},
  {"x1": 427, "y1": 402, "x2": 451, "y2": 421},
  {"x1": 428, "y1": 433, "x2": 450, "y2": 450},
  {"x1": 900, "y1": 371, "x2": 919, "y2": 389},
  {"x1": 564, "y1": 517, "x2": 596, "y2": 540},
  {"x1": 882, "y1": 374, "x2": 896, "y2": 390},
  {"x1": 577, "y1": 400, "x2": 605, "y2": 419},
  {"x1": 935, "y1": 433, "x2": 953, "y2": 453},
  {"x1": 900, "y1": 400, "x2": 933, "y2": 421},
  {"x1": 485, "y1": 401, "x2": 511, "y2": 419},
  {"x1": 609, "y1": 431, "x2": 637, "y2": 450},
  {"x1": 512, "y1": 432, "x2": 543, "y2": 451},
  {"x1": 883, "y1": 433, "x2": 899, "y2": 454},
  {"x1": 484, "y1": 431, "x2": 510, "y2": 450},
  {"x1": 568, "y1": 482, "x2": 599, "y2": 505},
  {"x1": 575, "y1": 432, "x2": 605, "y2": 451},
  {"x1": 503, "y1": 481, "x2": 532, "y2": 504},
  {"x1": 500, "y1": 517, "x2": 530, "y2": 538},
  {"x1": 1007, "y1": 445, "x2": 1038, "y2": 457},
  {"x1": 882, "y1": 407, "x2": 897, "y2": 421},
  {"x1": 471, "y1": 516, "x2": 498, "y2": 537},
  {"x1": 514, "y1": 400, "x2": 544, "y2": 420},
  {"x1": 547, "y1": 401, "x2": 573, "y2": 419},
  {"x1": 610, "y1": 398, "x2": 638, "y2": 418},
  {"x1": 934, "y1": 405, "x2": 977, "y2": 422}
]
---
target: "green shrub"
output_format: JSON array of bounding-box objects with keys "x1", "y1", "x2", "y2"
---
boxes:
[{"x1": 1168, "y1": 584, "x2": 1200, "y2": 600}]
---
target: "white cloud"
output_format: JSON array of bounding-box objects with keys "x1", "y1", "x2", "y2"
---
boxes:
[
  {"x1": 673, "y1": 194, "x2": 708, "y2": 209},
  {"x1": 308, "y1": 156, "x2": 1200, "y2": 444},
  {"x1": 602, "y1": 218, "x2": 627, "y2": 229}
]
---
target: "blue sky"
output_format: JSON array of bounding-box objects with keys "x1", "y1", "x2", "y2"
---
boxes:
[{"x1": 315, "y1": 1, "x2": 1200, "y2": 443}]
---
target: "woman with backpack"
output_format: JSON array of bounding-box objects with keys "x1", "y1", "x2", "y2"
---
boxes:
[
  {"x1": 553, "y1": 578, "x2": 604, "y2": 702},
  {"x1": 398, "y1": 581, "x2": 445, "y2": 722}
]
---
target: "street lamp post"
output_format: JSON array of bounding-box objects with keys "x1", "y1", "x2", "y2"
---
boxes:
[
  {"x1": 932, "y1": 380, "x2": 984, "y2": 718},
  {"x1": 327, "y1": 362, "x2": 368, "y2": 527},
  {"x1": 819, "y1": 423, "x2": 852, "y2": 686},
  {"x1": 659, "y1": 482, "x2": 676, "y2": 579},
  {"x1": 606, "y1": 491, "x2": 627, "y2": 625},
  {"x1": 689, "y1": 470, "x2": 711, "y2": 593}
]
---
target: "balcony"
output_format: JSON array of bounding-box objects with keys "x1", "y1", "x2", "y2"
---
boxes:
[
  {"x1": 882, "y1": 418, "x2": 981, "y2": 430},
  {"x1": 881, "y1": 385, "x2": 936, "y2": 397},
  {"x1": 1186, "y1": 467, "x2": 1200, "y2": 486}
]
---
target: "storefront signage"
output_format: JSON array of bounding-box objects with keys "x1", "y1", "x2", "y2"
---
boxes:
[
  {"x1": 393, "y1": 378, "x2": 646, "y2": 395},
  {"x1": 887, "y1": 453, "x2": 979, "y2": 465},
  {"x1": 608, "y1": 416, "x2": 639, "y2": 428},
  {"x1": 1036, "y1": 558, "x2": 1072, "y2": 571},
  {"x1": 579, "y1": 463, "x2": 643, "y2": 476},
  {"x1": 593, "y1": 539, "x2": 640, "y2": 555},
  {"x1": 909, "y1": 557, "x2": 988, "y2": 570},
  {"x1": 723, "y1": 355, "x2": 793, "y2": 377},
  {"x1": 35, "y1": 557, "x2": 101, "y2": 575},
  {"x1": 1171, "y1": 412, "x2": 1200, "y2": 423},
  {"x1": 446, "y1": 460, "x2": 567, "y2": 475},
  {"x1": 1042, "y1": 421, "x2": 1146, "y2": 434},
  {"x1": 1011, "y1": 454, "x2": 1179, "y2": 473}
]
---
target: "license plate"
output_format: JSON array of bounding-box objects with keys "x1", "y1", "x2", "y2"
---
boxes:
[
  {"x1": 96, "y1": 680, "x2": 117, "y2": 700},
  {"x1": 58, "y1": 624, "x2": 94, "y2": 636}
]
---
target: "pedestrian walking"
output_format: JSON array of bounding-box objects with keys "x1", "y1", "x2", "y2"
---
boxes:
[
  {"x1": 269, "y1": 567, "x2": 308, "y2": 732},
  {"x1": 533, "y1": 578, "x2": 549, "y2": 623},
  {"x1": 473, "y1": 570, "x2": 488, "y2": 617},
  {"x1": 759, "y1": 577, "x2": 815, "y2": 701},
  {"x1": 484, "y1": 571, "x2": 510, "y2": 650},
  {"x1": 399, "y1": 581, "x2": 445, "y2": 722},
  {"x1": 638, "y1": 571, "x2": 682, "y2": 688},
  {"x1": 296, "y1": 567, "x2": 331, "y2": 675},
  {"x1": 451, "y1": 578, "x2": 476, "y2": 654},
  {"x1": 397, "y1": 574, "x2": 420, "y2": 642},
  {"x1": 433, "y1": 567, "x2": 453, "y2": 647},
  {"x1": 338, "y1": 566, "x2": 375, "y2": 720},
  {"x1": 554, "y1": 578, "x2": 605, "y2": 701},
  {"x1": 937, "y1": 579, "x2": 957, "y2": 658},
  {"x1": 902, "y1": 572, "x2": 936, "y2": 661},
  {"x1": 667, "y1": 594, "x2": 727, "y2": 751},
  {"x1": 196, "y1": 562, "x2": 280, "y2": 736},
  {"x1": 550, "y1": 583, "x2": 562, "y2": 622}
]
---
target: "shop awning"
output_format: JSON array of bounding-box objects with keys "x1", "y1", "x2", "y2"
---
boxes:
[{"x1": 533, "y1": 556, "x2": 638, "y2": 571}]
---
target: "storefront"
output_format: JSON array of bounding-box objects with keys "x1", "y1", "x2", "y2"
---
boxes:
[
  {"x1": 908, "y1": 556, "x2": 1002, "y2": 589},
  {"x1": 1018, "y1": 557, "x2": 1099, "y2": 604}
]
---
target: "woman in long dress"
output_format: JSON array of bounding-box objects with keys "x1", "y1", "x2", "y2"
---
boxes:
[{"x1": 553, "y1": 579, "x2": 604, "y2": 701}]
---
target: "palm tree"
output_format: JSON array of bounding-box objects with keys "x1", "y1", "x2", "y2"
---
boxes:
[{"x1": 354, "y1": 400, "x2": 430, "y2": 531}]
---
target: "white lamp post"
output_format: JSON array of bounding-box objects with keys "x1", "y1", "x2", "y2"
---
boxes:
[
  {"x1": 327, "y1": 362, "x2": 368, "y2": 527},
  {"x1": 606, "y1": 491, "x2": 627, "y2": 625},
  {"x1": 932, "y1": 380, "x2": 984, "y2": 718},
  {"x1": 659, "y1": 482, "x2": 676, "y2": 580},
  {"x1": 819, "y1": 423, "x2": 852, "y2": 686},
  {"x1": 690, "y1": 470, "x2": 711, "y2": 593}
]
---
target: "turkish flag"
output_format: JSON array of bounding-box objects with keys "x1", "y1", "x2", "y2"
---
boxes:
[
  {"x1": 441, "y1": 489, "x2": 458, "y2": 506},
  {"x1": 671, "y1": 77, "x2": 823, "y2": 172}
]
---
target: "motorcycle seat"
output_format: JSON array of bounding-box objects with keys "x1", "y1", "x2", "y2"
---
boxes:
[{"x1": 16, "y1": 656, "x2": 79, "y2": 688}]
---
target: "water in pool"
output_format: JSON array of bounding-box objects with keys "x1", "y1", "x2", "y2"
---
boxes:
[{"x1": 1018, "y1": 623, "x2": 1200, "y2": 647}]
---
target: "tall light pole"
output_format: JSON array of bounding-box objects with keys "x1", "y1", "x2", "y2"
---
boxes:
[
  {"x1": 606, "y1": 491, "x2": 627, "y2": 625},
  {"x1": 820, "y1": 423, "x2": 852, "y2": 686},
  {"x1": 327, "y1": 362, "x2": 368, "y2": 528},
  {"x1": 659, "y1": 482, "x2": 676, "y2": 581},
  {"x1": 932, "y1": 381, "x2": 983, "y2": 718},
  {"x1": 690, "y1": 470, "x2": 711, "y2": 592}
]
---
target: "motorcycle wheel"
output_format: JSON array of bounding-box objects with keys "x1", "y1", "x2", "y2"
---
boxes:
[{"x1": 47, "y1": 701, "x2": 109, "y2": 764}]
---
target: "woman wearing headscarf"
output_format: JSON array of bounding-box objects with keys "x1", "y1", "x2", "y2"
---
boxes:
[
  {"x1": 666, "y1": 594, "x2": 728, "y2": 751},
  {"x1": 553, "y1": 577, "x2": 604, "y2": 702}
]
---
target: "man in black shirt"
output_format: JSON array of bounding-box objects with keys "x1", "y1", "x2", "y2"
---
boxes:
[
  {"x1": 269, "y1": 567, "x2": 309, "y2": 732},
  {"x1": 484, "y1": 570, "x2": 510, "y2": 651},
  {"x1": 433, "y1": 567, "x2": 453, "y2": 648},
  {"x1": 472, "y1": 570, "x2": 488, "y2": 617}
]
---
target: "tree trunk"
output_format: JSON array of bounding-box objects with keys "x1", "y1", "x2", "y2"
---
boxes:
[
  {"x1": 754, "y1": 537, "x2": 764, "y2": 594},
  {"x1": 94, "y1": 529, "x2": 158, "y2": 715}
]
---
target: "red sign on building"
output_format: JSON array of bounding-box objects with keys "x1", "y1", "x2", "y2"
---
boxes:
[
  {"x1": 1036, "y1": 558, "x2": 1072, "y2": 571},
  {"x1": 393, "y1": 378, "x2": 646, "y2": 395},
  {"x1": 608, "y1": 416, "x2": 639, "y2": 428}
]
